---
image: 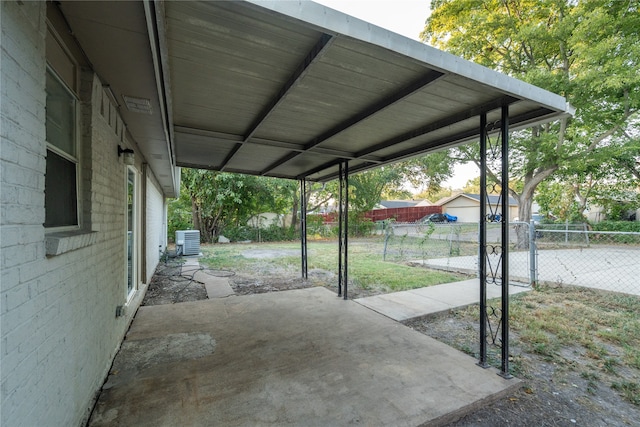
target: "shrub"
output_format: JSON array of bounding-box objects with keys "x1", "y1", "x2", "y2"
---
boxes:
[
  {"x1": 592, "y1": 221, "x2": 640, "y2": 233},
  {"x1": 306, "y1": 214, "x2": 326, "y2": 235},
  {"x1": 220, "y1": 224, "x2": 296, "y2": 242},
  {"x1": 167, "y1": 196, "x2": 193, "y2": 242},
  {"x1": 328, "y1": 213, "x2": 376, "y2": 237}
]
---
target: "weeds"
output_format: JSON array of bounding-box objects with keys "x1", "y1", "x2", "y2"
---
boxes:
[
  {"x1": 200, "y1": 239, "x2": 467, "y2": 294},
  {"x1": 611, "y1": 381, "x2": 640, "y2": 406},
  {"x1": 581, "y1": 371, "x2": 600, "y2": 395}
]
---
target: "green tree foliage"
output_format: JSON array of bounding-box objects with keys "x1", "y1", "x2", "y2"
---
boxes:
[
  {"x1": 167, "y1": 191, "x2": 193, "y2": 240},
  {"x1": 461, "y1": 177, "x2": 481, "y2": 194},
  {"x1": 181, "y1": 169, "x2": 297, "y2": 242},
  {"x1": 422, "y1": 0, "x2": 640, "y2": 224},
  {"x1": 402, "y1": 151, "x2": 457, "y2": 198},
  {"x1": 174, "y1": 151, "x2": 457, "y2": 242},
  {"x1": 305, "y1": 156, "x2": 455, "y2": 215}
]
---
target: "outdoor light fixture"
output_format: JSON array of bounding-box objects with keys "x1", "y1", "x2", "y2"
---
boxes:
[{"x1": 118, "y1": 145, "x2": 135, "y2": 165}]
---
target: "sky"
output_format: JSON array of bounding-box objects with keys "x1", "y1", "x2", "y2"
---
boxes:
[
  {"x1": 311, "y1": 0, "x2": 478, "y2": 190},
  {"x1": 312, "y1": 0, "x2": 430, "y2": 41}
]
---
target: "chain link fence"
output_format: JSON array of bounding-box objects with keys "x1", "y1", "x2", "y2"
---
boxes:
[
  {"x1": 382, "y1": 221, "x2": 640, "y2": 296},
  {"x1": 535, "y1": 224, "x2": 640, "y2": 295}
]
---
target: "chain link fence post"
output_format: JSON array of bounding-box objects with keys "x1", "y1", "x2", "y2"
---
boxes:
[{"x1": 529, "y1": 219, "x2": 537, "y2": 287}]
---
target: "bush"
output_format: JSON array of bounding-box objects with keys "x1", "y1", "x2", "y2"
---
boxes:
[
  {"x1": 220, "y1": 224, "x2": 296, "y2": 242},
  {"x1": 328, "y1": 213, "x2": 376, "y2": 237},
  {"x1": 167, "y1": 196, "x2": 193, "y2": 242},
  {"x1": 306, "y1": 215, "x2": 326, "y2": 235},
  {"x1": 592, "y1": 221, "x2": 640, "y2": 233},
  {"x1": 349, "y1": 215, "x2": 375, "y2": 237},
  {"x1": 259, "y1": 224, "x2": 296, "y2": 242}
]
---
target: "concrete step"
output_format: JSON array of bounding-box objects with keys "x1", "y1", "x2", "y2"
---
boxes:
[{"x1": 355, "y1": 279, "x2": 530, "y2": 322}]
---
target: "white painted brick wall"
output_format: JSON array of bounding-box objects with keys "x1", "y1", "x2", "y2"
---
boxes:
[
  {"x1": 1, "y1": 3, "x2": 164, "y2": 425},
  {"x1": 146, "y1": 174, "x2": 165, "y2": 283}
]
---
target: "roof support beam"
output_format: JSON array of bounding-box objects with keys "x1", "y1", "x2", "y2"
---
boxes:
[
  {"x1": 219, "y1": 33, "x2": 335, "y2": 171},
  {"x1": 260, "y1": 152, "x2": 301, "y2": 176},
  {"x1": 174, "y1": 126, "x2": 383, "y2": 165},
  {"x1": 244, "y1": 33, "x2": 335, "y2": 143},
  {"x1": 259, "y1": 70, "x2": 445, "y2": 176},
  {"x1": 303, "y1": 70, "x2": 445, "y2": 152},
  {"x1": 355, "y1": 96, "x2": 519, "y2": 159},
  {"x1": 297, "y1": 158, "x2": 346, "y2": 180},
  {"x1": 305, "y1": 97, "x2": 519, "y2": 182}
]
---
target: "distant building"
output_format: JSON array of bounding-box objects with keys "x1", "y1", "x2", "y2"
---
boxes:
[
  {"x1": 378, "y1": 200, "x2": 421, "y2": 209},
  {"x1": 439, "y1": 193, "x2": 518, "y2": 222}
]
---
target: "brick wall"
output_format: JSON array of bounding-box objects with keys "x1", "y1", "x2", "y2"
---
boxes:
[
  {"x1": 1, "y1": 3, "x2": 160, "y2": 425},
  {"x1": 1, "y1": 3, "x2": 49, "y2": 423},
  {"x1": 146, "y1": 173, "x2": 165, "y2": 283}
]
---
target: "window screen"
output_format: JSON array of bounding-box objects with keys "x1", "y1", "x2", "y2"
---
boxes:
[{"x1": 45, "y1": 68, "x2": 78, "y2": 228}]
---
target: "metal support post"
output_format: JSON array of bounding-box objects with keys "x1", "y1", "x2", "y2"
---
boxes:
[
  {"x1": 300, "y1": 178, "x2": 308, "y2": 280},
  {"x1": 499, "y1": 105, "x2": 511, "y2": 378},
  {"x1": 337, "y1": 161, "x2": 349, "y2": 299},
  {"x1": 529, "y1": 219, "x2": 537, "y2": 287},
  {"x1": 479, "y1": 105, "x2": 512, "y2": 379},
  {"x1": 478, "y1": 112, "x2": 488, "y2": 368}
]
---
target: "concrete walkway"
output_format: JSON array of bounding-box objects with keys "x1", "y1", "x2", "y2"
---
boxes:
[
  {"x1": 420, "y1": 247, "x2": 640, "y2": 296},
  {"x1": 355, "y1": 279, "x2": 530, "y2": 322},
  {"x1": 181, "y1": 256, "x2": 235, "y2": 298},
  {"x1": 89, "y1": 287, "x2": 519, "y2": 426}
]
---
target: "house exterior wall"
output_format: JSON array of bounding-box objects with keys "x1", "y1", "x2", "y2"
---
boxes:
[
  {"x1": 1, "y1": 3, "x2": 165, "y2": 425},
  {"x1": 443, "y1": 206, "x2": 477, "y2": 223},
  {"x1": 146, "y1": 173, "x2": 166, "y2": 283},
  {"x1": 442, "y1": 197, "x2": 518, "y2": 223}
]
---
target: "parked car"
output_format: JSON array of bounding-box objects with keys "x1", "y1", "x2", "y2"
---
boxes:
[
  {"x1": 419, "y1": 213, "x2": 458, "y2": 223},
  {"x1": 486, "y1": 213, "x2": 501, "y2": 222}
]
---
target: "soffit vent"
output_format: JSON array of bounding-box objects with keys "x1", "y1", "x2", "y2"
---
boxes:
[{"x1": 122, "y1": 95, "x2": 152, "y2": 114}]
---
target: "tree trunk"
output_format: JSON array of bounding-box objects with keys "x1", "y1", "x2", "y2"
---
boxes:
[
  {"x1": 514, "y1": 191, "x2": 534, "y2": 249},
  {"x1": 191, "y1": 196, "x2": 202, "y2": 238},
  {"x1": 290, "y1": 190, "x2": 299, "y2": 232}
]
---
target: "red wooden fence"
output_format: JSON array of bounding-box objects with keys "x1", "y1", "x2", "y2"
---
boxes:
[
  {"x1": 316, "y1": 206, "x2": 441, "y2": 223},
  {"x1": 364, "y1": 206, "x2": 441, "y2": 223}
]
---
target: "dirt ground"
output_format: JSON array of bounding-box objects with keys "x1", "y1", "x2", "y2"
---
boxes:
[
  {"x1": 142, "y1": 254, "x2": 639, "y2": 427},
  {"x1": 406, "y1": 314, "x2": 639, "y2": 427}
]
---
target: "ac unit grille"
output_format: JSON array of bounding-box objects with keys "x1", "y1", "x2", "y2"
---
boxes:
[{"x1": 176, "y1": 230, "x2": 200, "y2": 256}]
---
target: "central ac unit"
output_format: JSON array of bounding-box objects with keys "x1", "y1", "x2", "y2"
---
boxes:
[{"x1": 175, "y1": 230, "x2": 200, "y2": 256}]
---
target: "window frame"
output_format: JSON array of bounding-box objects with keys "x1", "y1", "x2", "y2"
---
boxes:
[{"x1": 44, "y1": 65, "x2": 81, "y2": 231}]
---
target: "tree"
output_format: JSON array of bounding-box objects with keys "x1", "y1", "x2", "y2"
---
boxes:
[
  {"x1": 299, "y1": 154, "x2": 456, "y2": 217},
  {"x1": 461, "y1": 177, "x2": 481, "y2": 194},
  {"x1": 416, "y1": 186, "x2": 453, "y2": 202},
  {"x1": 181, "y1": 169, "x2": 295, "y2": 242},
  {"x1": 402, "y1": 151, "x2": 457, "y2": 197},
  {"x1": 536, "y1": 136, "x2": 640, "y2": 222},
  {"x1": 422, "y1": 0, "x2": 640, "y2": 227}
]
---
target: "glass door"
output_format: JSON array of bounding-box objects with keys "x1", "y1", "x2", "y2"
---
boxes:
[{"x1": 126, "y1": 167, "x2": 136, "y2": 297}]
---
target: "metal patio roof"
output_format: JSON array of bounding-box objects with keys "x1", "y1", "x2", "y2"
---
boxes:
[{"x1": 60, "y1": 0, "x2": 572, "y2": 191}]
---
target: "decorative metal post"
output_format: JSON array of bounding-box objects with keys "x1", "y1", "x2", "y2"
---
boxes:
[
  {"x1": 478, "y1": 113, "x2": 488, "y2": 368},
  {"x1": 338, "y1": 161, "x2": 349, "y2": 299},
  {"x1": 300, "y1": 178, "x2": 308, "y2": 280},
  {"x1": 500, "y1": 105, "x2": 511, "y2": 378},
  {"x1": 479, "y1": 105, "x2": 512, "y2": 379}
]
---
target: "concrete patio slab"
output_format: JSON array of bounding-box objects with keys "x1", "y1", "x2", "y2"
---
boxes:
[
  {"x1": 88, "y1": 287, "x2": 519, "y2": 427},
  {"x1": 182, "y1": 256, "x2": 200, "y2": 267},
  {"x1": 193, "y1": 271, "x2": 235, "y2": 298},
  {"x1": 355, "y1": 279, "x2": 530, "y2": 322}
]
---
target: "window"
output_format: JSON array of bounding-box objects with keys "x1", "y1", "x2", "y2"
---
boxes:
[{"x1": 45, "y1": 68, "x2": 79, "y2": 229}]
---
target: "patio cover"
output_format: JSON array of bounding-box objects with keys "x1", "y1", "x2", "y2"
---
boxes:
[{"x1": 59, "y1": 0, "x2": 571, "y2": 192}]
